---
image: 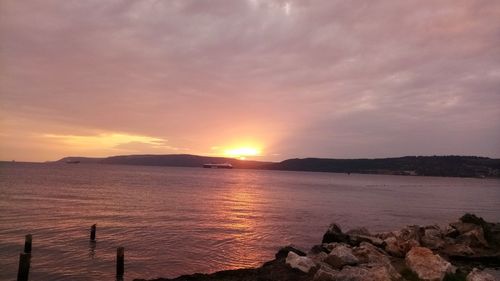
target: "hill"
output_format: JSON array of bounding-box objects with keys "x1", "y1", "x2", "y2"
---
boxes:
[{"x1": 55, "y1": 155, "x2": 500, "y2": 178}]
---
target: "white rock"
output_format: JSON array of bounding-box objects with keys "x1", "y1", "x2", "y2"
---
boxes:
[{"x1": 286, "y1": 251, "x2": 316, "y2": 273}]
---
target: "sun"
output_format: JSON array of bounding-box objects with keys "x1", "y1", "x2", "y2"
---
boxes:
[{"x1": 224, "y1": 147, "x2": 261, "y2": 160}]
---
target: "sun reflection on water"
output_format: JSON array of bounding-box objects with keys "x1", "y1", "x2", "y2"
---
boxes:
[{"x1": 210, "y1": 173, "x2": 266, "y2": 269}]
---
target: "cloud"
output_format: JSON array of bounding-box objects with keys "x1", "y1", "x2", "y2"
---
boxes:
[{"x1": 1, "y1": 0, "x2": 499, "y2": 161}]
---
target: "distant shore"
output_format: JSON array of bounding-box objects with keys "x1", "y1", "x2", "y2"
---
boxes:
[
  {"x1": 134, "y1": 213, "x2": 500, "y2": 281},
  {"x1": 43, "y1": 154, "x2": 500, "y2": 178}
]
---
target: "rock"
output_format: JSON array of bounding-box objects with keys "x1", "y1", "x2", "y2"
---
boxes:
[
  {"x1": 313, "y1": 265, "x2": 339, "y2": 281},
  {"x1": 421, "y1": 226, "x2": 446, "y2": 249},
  {"x1": 331, "y1": 263, "x2": 400, "y2": 281},
  {"x1": 489, "y1": 223, "x2": 500, "y2": 246},
  {"x1": 324, "y1": 244, "x2": 359, "y2": 269},
  {"x1": 384, "y1": 237, "x2": 401, "y2": 256},
  {"x1": 310, "y1": 244, "x2": 329, "y2": 254},
  {"x1": 459, "y1": 214, "x2": 497, "y2": 247},
  {"x1": 286, "y1": 251, "x2": 317, "y2": 273},
  {"x1": 460, "y1": 213, "x2": 488, "y2": 226},
  {"x1": 345, "y1": 227, "x2": 385, "y2": 246},
  {"x1": 444, "y1": 225, "x2": 460, "y2": 238},
  {"x1": 353, "y1": 242, "x2": 401, "y2": 279},
  {"x1": 405, "y1": 247, "x2": 456, "y2": 281},
  {"x1": 276, "y1": 245, "x2": 306, "y2": 259},
  {"x1": 458, "y1": 228, "x2": 489, "y2": 248},
  {"x1": 308, "y1": 251, "x2": 329, "y2": 263},
  {"x1": 346, "y1": 227, "x2": 371, "y2": 236},
  {"x1": 354, "y1": 235, "x2": 385, "y2": 247},
  {"x1": 382, "y1": 225, "x2": 423, "y2": 257},
  {"x1": 466, "y1": 268, "x2": 498, "y2": 281},
  {"x1": 308, "y1": 244, "x2": 329, "y2": 263},
  {"x1": 353, "y1": 242, "x2": 392, "y2": 265},
  {"x1": 323, "y1": 242, "x2": 341, "y2": 253},
  {"x1": 442, "y1": 243, "x2": 475, "y2": 256},
  {"x1": 384, "y1": 236, "x2": 420, "y2": 257},
  {"x1": 322, "y1": 223, "x2": 350, "y2": 244},
  {"x1": 451, "y1": 222, "x2": 481, "y2": 235}
]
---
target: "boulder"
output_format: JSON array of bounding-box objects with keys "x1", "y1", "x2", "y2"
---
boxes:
[
  {"x1": 384, "y1": 236, "x2": 420, "y2": 257},
  {"x1": 353, "y1": 242, "x2": 400, "y2": 279},
  {"x1": 313, "y1": 264, "x2": 339, "y2": 281},
  {"x1": 308, "y1": 250, "x2": 328, "y2": 263},
  {"x1": 460, "y1": 213, "x2": 488, "y2": 226},
  {"x1": 466, "y1": 268, "x2": 497, "y2": 281},
  {"x1": 353, "y1": 242, "x2": 392, "y2": 265},
  {"x1": 458, "y1": 228, "x2": 489, "y2": 248},
  {"x1": 382, "y1": 225, "x2": 423, "y2": 257},
  {"x1": 451, "y1": 222, "x2": 481, "y2": 235},
  {"x1": 442, "y1": 243, "x2": 475, "y2": 256},
  {"x1": 276, "y1": 245, "x2": 306, "y2": 259},
  {"x1": 307, "y1": 245, "x2": 330, "y2": 263},
  {"x1": 405, "y1": 247, "x2": 456, "y2": 281},
  {"x1": 400, "y1": 225, "x2": 424, "y2": 241},
  {"x1": 286, "y1": 251, "x2": 316, "y2": 273},
  {"x1": 323, "y1": 242, "x2": 341, "y2": 253},
  {"x1": 444, "y1": 225, "x2": 460, "y2": 238},
  {"x1": 346, "y1": 227, "x2": 371, "y2": 236},
  {"x1": 349, "y1": 234, "x2": 385, "y2": 247},
  {"x1": 324, "y1": 244, "x2": 359, "y2": 269},
  {"x1": 330, "y1": 263, "x2": 400, "y2": 281},
  {"x1": 421, "y1": 226, "x2": 446, "y2": 249},
  {"x1": 459, "y1": 214, "x2": 499, "y2": 247},
  {"x1": 322, "y1": 223, "x2": 350, "y2": 244},
  {"x1": 489, "y1": 223, "x2": 500, "y2": 247}
]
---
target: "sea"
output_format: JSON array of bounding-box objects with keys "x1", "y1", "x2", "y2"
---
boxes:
[{"x1": 0, "y1": 162, "x2": 499, "y2": 281}]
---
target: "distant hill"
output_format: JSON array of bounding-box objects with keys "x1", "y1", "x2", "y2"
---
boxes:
[
  {"x1": 56, "y1": 156, "x2": 103, "y2": 164},
  {"x1": 55, "y1": 154, "x2": 500, "y2": 178},
  {"x1": 267, "y1": 156, "x2": 500, "y2": 178},
  {"x1": 57, "y1": 154, "x2": 272, "y2": 169}
]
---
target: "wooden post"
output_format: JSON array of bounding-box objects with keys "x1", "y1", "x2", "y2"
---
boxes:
[
  {"x1": 17, "y1": 253, "x2": 30, "y2": 281},
  {"x1": 90, "y1": 224, "x2": 96, "y2": 242},
  {"x1": 116, "y1": 247, "x2": 124, "y2": 277},
  {"x1": 24, "y1": 234, "x2": 32, "y2": 254}
]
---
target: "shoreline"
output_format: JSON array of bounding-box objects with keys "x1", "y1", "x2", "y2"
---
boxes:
[{"x1": 135, "y1": 213, "x2": 500, "y2": 281}]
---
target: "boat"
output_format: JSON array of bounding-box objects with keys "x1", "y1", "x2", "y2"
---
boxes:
[
  {"x1": 203, "y1": 163, "x2": 233, "y2": 169},
  {"x1": 66, "y1": 160, "x2": 81, "y2": 164}
]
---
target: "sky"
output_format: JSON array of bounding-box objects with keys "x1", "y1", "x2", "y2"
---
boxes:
[{"x1": 1, "y1": 0, "x2": 499, "y2": 162}]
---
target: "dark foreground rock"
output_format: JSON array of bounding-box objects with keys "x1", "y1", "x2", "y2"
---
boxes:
[{"x1": 135, "y1": 214, "x2": 500, "y2": 281}]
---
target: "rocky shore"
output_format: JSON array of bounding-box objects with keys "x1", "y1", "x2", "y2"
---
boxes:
[{"x1": 135, "y1": 214, "x2": 500, "y2": 281}]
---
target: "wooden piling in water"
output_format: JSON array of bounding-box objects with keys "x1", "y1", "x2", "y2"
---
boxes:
[
  {"x1": 17, "y1": 253, "x2": 30, "y2": 281},
  {"x1": 116, "y1": 247, "x2": 124, "y2": 277},
  {"x1": 90, "y1": 224, "x2": 96, "y2": 241},
  {"x1": 24, "y1": 234, "x2": 32, "y2": 254}
]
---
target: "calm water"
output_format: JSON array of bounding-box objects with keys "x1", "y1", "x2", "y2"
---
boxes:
[{"x1": 0, "y1": 163, "x2": 499, "y2": 280}]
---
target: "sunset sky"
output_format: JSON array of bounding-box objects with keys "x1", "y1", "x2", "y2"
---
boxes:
[{"x1": 1, "y1": 0, "x2": 499, "y2": 162}]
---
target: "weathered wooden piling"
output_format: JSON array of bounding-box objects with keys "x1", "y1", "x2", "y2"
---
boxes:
[
  {"x1": 24, "y1": 234, "x2": 32, "y2": 254},
  {"x1": 17, "y1": 253, "x2": 31, "y2": 281},
  {"x1": 90, "y1": 224, "x2": 96, "y2": 241},
  {"x1": 116, "y1": 247, "x2": 124, "y2": 277}
]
